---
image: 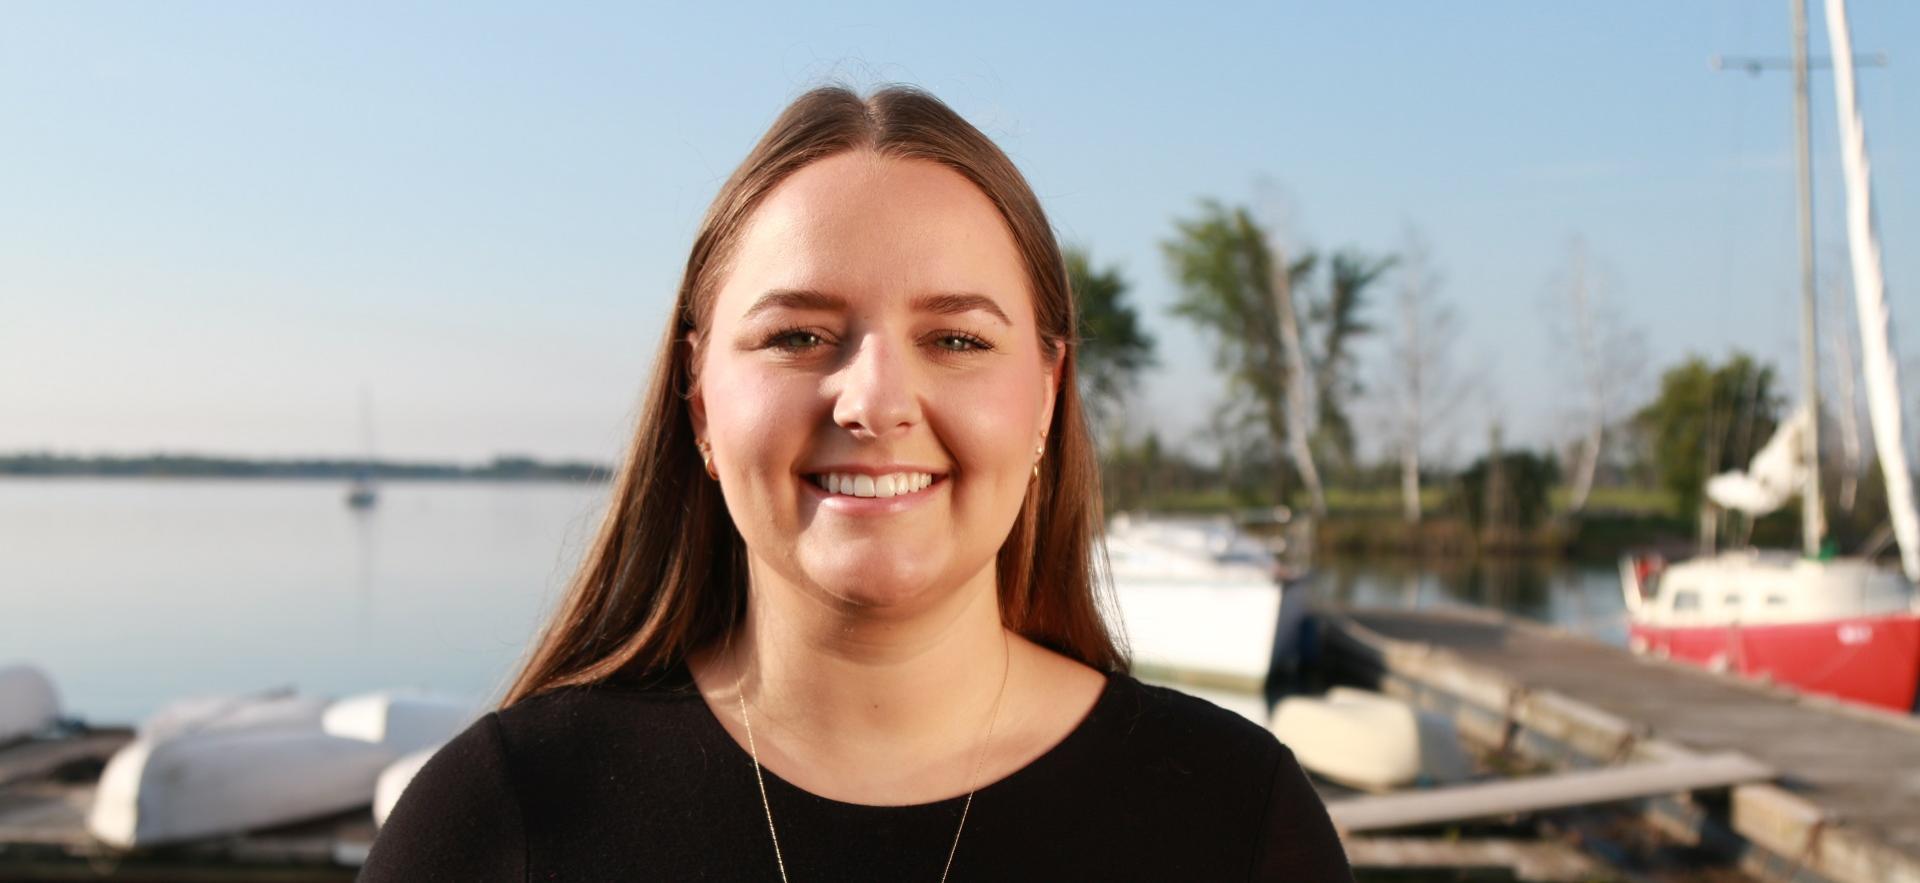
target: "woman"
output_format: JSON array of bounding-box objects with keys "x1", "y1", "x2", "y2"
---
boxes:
[{"x1": 360, "y1": 85, "x2": 1351, "y2": 882}]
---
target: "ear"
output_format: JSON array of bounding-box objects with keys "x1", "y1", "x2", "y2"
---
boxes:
[
  {"x1": 685, "y1": 332, "x2": 708, "y2": 440},
  {"x1": 1038, "y1": 344, "x2": 1063, "y2": 442}
]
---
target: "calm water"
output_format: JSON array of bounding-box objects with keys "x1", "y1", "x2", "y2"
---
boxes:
[
  {"x1": 1309, "y1": 555, "x2": 1631, "y2": 647},
  {"x1": 3, "y1": 478, "x2": 1624, "y2": 724}
]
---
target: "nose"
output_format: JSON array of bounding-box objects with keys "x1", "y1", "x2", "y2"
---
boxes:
[{"x1": 831, "y1": 334, "x2": 919, "y2": 440}]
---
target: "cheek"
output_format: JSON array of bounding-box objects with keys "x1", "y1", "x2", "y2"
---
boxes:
[
  {"x1": 702, "y1": 359, "x2": 817, "y2": 473},
  {"x1": 938, "y1": 364, "x2": 1046, "y2": 483}
]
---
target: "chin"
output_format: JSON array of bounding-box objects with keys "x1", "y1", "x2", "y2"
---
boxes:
[{"x1": 804, "y1": 552, "x2": 956, "y2": 612}]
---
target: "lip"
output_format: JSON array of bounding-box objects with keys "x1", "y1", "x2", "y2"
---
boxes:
[
  {"x1": 799, "y1": 469, "x2": 947, "y2": 515},
  {"x1": 803, "y1": 463, "x2": 949, "y2": 477}
]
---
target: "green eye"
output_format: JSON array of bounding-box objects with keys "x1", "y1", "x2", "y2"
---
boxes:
[
  {"x1": 772, "y1": 330, "x2": 822, "y2": 349},
  {"x1": 935, "y1": 333, "x2": 990, "y2": 352}
]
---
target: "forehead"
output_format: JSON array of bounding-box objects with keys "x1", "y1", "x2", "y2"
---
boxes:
[{"x1": 715, "y1": 151, "x2": 1032, "y2": 317}]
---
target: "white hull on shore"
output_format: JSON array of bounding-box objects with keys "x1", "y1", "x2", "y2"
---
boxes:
[{"x1": 87, "y1": 688, "x2": 470, "y2": 848}]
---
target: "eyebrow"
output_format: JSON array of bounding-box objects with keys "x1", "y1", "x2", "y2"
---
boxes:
[{"x1": 742, "y1": 288, "x2": 1013, "y2": 326}]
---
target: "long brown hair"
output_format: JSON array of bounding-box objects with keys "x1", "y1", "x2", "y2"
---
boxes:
[{"x1": 500, "y1": 85, "x2": 1123, "y2": 709}]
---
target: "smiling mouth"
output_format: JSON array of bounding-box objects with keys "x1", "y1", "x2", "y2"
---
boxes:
[{"x1": 806, "y1": 472, "x2": 944, "y2": 499}]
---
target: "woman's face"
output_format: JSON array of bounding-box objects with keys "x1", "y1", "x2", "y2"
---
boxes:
[{"x1": 691, "y1": 151, "x2": 1057, "y2": 615}]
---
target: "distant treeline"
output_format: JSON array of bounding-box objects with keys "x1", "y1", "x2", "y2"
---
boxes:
[{"x1": 0, "y1": 452, "x2": 612, "y2": 482}]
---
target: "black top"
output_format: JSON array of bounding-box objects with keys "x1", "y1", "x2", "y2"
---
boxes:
[{"x1": 358, "y1": 662, "x2": 1353, "y2": 882}]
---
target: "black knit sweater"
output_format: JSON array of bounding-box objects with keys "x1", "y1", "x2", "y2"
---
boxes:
[{"x1": 359, "y1": 662, "x2": 1353, "y2": 881}]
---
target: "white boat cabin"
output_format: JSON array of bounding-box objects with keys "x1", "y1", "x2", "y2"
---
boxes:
[{"x1": 1623, "y1": 550, "x2": 1917, "y2": 629}]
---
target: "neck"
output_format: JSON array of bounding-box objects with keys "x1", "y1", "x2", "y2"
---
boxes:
[{"x1": 709, "y1": 560, "x2": 1012, "y2": 764}]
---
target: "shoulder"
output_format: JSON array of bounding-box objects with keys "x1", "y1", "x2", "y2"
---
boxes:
[
  {"x1": 486, "y1": 666, "x2": 709, "y2": 779},
  {"x1": 360, "y1": 712, "x2": 524, "y2": 881},
  {"x1": 1077, "y1": 676, "x2": 1284, "y2": 818},
  {"x1": 1074, "y1": 679, "x2": 1352, "y2": 879},
  {"x1": 1102, "y1": 676, "x2": 1284, "y2": 771},
  {"x1": 361, "y1": 668, "x2": 718, "y2": 882},
  {"x1": 1106, "y1": 680, "x2": 1354, "y2": 880}
]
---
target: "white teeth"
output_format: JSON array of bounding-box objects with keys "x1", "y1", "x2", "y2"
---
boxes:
[{"x1": 812, "y1": 472, "x2": 936, "y2": 498}]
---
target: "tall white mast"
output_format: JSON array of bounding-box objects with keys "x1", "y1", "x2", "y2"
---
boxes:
[
  {"x1": 1791, "y1": 0, "x2": 1826, "y2": 556},
  {"x1": 1823, "y1": 0, "x2": 1920, "y2": 581}
]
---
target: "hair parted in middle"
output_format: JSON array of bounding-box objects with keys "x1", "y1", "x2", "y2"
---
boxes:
[{"x1": 500, "y1": 84, "x2": 1124, "y2": 710}]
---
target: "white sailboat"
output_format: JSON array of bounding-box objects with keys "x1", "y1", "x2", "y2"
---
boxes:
[
  {"x1": 1621, "y1": 0, "x2": 1920, "y2": 713},
  {"x1": 346, "y1": 387, "x2": 378, "y2": 509}
]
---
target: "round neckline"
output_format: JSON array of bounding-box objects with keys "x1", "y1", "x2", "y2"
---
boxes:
[{"x1": 675, "y1": 660, "x2": 1125, "y2": 813}]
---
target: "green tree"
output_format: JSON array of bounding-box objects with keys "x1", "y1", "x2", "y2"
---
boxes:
[
  {"x1": 1162, "y1": 201, "x2": 1390, "y2": 507},
  {"x1": 1311, "y1": 250, "x2": 1394, "y2": 473},
  {"x1": 1066, "y1": 247, "x2": 1157, "y2": 434},
  {"x1": 1455, "y1": 450, "x2": 1561, "y2": 531},
  {"x1": 1162, "y1": 202, "x2": 1313, "y2": 506},
  {"x1": 1632, "y1": 353, "x2": 1783, "y2": 517}
]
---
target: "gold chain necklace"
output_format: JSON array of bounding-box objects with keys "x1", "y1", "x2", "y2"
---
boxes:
[{"x1": 735, "y1": 633, "x2": 1012, "y2": 883}]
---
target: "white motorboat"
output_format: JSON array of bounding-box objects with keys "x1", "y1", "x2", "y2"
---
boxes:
[
  {"x1": 1269, "y1": 686, "x2": 1471, "y2": 793},
  {"x1": 0, "y1": 663, "x2": 60, "y2": 744},
  {"x1": 1104, "y1": 513, "x2": 1298, "y2": 691},
  {"x1": 87, "y1": 688, "x2": 470, "y2": 848}
]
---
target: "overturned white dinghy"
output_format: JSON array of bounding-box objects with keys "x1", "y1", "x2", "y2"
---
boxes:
[
  {"x1": 322, "y1": 689, "x2": 471, "y2": 754},
  {"x1": 87, "y1": 687, "x2": 471, "y2": 848},
  {"x1": 336, "y1": 691, "x2": 472, "y2": 829},
  {"x1": 1271, "y1": 687, "x2": 1471, "y2": 792},
  {"x1": 0, "y1": 663, "x2": 61, "y2": 743}
]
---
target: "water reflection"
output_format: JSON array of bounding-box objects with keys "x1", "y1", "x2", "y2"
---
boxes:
[
  {"x1": 4, "y1": 478, "x2": 1628, "y2": 725},
  {"x1": 1307, "y1": 556, "x2": 1629, "y2": 647}
]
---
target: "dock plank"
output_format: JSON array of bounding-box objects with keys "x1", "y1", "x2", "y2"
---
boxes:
[
  {"x1": 1328, "y1": 752, "x2": 1774, "y2": 832},
  {"x1": 0, "y1": 729, "x2": 131, "y2": 788},
  {"x1": 1342, "y1": 836, "x2": 1605, "y2": 881},
  {"x1": 1322, "y1": 606, "x2": 1920, "y2": 883}
]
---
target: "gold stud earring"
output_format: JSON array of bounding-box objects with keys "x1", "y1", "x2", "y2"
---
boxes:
[{"x1": 697, "y1": 440, "x2": 717, "y2": 481}]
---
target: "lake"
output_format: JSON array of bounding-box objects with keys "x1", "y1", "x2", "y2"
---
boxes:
[{"x1": 3, "y1": 478, "x2": 1625, "y2": 724}]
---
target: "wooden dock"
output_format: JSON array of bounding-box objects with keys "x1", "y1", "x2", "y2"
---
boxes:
[
  {"x1": 0, "y1": 726, "x2": 370, "y2": 881},
  {"x1": 1317, "y1": 605, "x2": 1920, "y2": 883}
]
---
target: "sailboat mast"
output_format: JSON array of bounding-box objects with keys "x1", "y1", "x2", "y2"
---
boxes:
[
  {"x1": 1792, "y1": 0, "x2": 1826, "y2": 556},
  {"x1": 1824, "y1": 0, "x2": 1920, "y2": 582},
  {"x1": 359, "y1": 386, "x2": 377, "y2": 475}
]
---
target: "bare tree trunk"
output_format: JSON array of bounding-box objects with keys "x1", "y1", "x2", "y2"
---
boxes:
[
  {"x1": 1486, "y1": 422, "x2": 1509, "y2": 546},
  {"x1": 1386, "y1": 227, "x2": 1464, "y2": 528},
  {"x1": 1271, "y1": 241, "x2": 1328, "y2": 518},
  {"x1": 1564, "y1": 239, "x2": 1603, "y2": 515},
  {"x1": 1399, "y1": 288, "x2": 1424, "y2": 526},
  {"x1": 1400, "y1": 437, "x2": 1422, "y2": 525}
]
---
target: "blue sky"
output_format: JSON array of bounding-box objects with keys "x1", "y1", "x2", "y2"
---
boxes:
[{"x1": 4, "y1": 2, "x2": 1917, "y2": 466}]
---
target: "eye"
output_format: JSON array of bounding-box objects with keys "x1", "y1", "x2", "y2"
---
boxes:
[
  {"x1": 763, "y1": 327, "x2": 826, "y2": 351},
  {"x1": 931, "y1": 331, "x2": 994, "y2": 353}
]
